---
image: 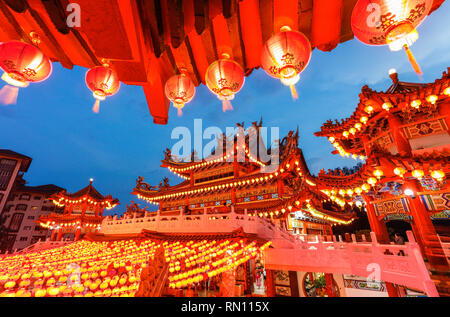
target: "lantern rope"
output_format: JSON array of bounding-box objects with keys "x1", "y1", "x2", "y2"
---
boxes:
[
  {"x1": 92, "y1": 100, "x2": 101, "y2": 114},
  {"x1": 403, "y1": 45, "x2": 422, "y2": 76},
  {"x1": 0, "y1": 85, "x2": 19, "y2": 105}
]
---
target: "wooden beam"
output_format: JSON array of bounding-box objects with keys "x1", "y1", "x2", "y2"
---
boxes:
[
  {"x1": 238, "y1": 0, "x2": 263, "y2": 70},
  {"x1": 311, "y1": 0, "x2": 343, "y2": 51}
]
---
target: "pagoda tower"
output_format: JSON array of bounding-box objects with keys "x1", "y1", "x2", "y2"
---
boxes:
[{"x1": 38, "y1": 179, "x2": 119, "y2": 241}]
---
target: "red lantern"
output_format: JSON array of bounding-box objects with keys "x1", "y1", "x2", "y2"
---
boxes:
[
  {"x1": 205, "y1": 56, "x2": 244, "y2": 112},
  {"x1": 261, "y1": 27, "x2": 311, "y2": 100},
  {"x1": 164, "y1": 73, "x2": 195, "y2": 116},
  {"x1": 85, "y1": 65, "x2": 120, "y2": 113},
  {"x1": 0, "y1": 41, "x2": 52, "y2": 105},
  {"x1": 351, "y1": 0, "x2": 433, "y2": 75}
]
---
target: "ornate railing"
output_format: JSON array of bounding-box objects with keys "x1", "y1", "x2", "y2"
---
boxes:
[{"x1": 264, "y1": 231, "x2": 439, "y2": 297}]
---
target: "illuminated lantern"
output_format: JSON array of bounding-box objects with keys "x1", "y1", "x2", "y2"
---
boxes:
[
  {"x1": 85, "y1": 64, "x2": 120, "y2": 113},
  {"x1": 394, "y1": 167, "x2": 406, "y2": 177},
  {"x1": 373, "y1": 169, "x2": 384, "y2": 179},
  {"x1": 367, "y1": 177, "x2": 377, "y2": 185},
  {"x1": 164, "y1": 73, "x2": 195, "y2": 116},
  {"x1": 0, "y1": 40, "x2": 52, "y2": 105},
  {"x1": 351, "y1": 0, "x2": 433, "y2": 75},
  {"x1": 205, "y1": 55, "x2": 244, "y2": 112},
  {"x1": 261, "y1": 27, "x2": 311, "y2": 100}
]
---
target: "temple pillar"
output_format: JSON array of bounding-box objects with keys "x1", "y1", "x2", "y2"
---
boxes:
[
  {"x1": 75, "y1": 227, "x2": 81, "y2": 241},
  {"x1": 81, "y1": 201, "x2": 88, "y2": 217},
  {"x1": 288, "y1": 271, "x2": 299, "y2": 297},
  {"x1": 363, "y1": 195, "x2": 399, "y2": 297},
  {"x1": 265, "y1": 269, "x2": 275, "y2": 297},
  {"x1": 277, "y1": 179, "x2": 284, "y2": 197},
  {"x1": 361, "y1": 135, "x2": 372, "y2": 157},
  {"x1": 56, "y1": 228, "x2": 63, "y2": 241},
  {"x1": 324, "y1": 273, "x2": 337, "y2": 297},
  {"x1": 231, "y1": 188, "x2": 236, "y2": 204},
  {"x1": 403, "y1": 180, "x2": 448, "y2": 271},
  {"x1": 387, "y1": 114, "x2": 411, "y2": 156},
  {"x1": 68, "y1": 203, "x2": 73, "y2": 215}
]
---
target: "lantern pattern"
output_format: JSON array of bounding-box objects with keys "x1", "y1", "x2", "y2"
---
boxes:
[
  {"x1": 351, "y1": 0, "x2": 433, "y2": 75},
  {"x1": 261, "y1": 29, "x2": 311, "y2": 100},
  {"x1": 0, "y1": 41, "x2": 52, "y2": 105},
  {"x1": 164, "y1": 74, "x2": 195, "y2": 116},
  {"x1": 85, "y1": 65, "x2": 120, "y2": 113},
  {"x1": 205, "y1": 58, "x2": 244, "y2": 112}
]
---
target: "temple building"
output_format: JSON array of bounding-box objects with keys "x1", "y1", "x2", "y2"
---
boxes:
[
  {"x1": 133, "y1": 120, "x2": 355, "y2": 235},
  {"x1": 315, "y1": 68, "x2": 450, "y2": 295},
  {"x1": 37, "y1": 179, "x2": 119, "y2": 241}
]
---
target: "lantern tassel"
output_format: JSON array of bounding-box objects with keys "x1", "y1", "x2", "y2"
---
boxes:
[
  {"x1": 222, "y1": 100, "x2": 233, "y2": 112},
  {"x1": 289, "y1": 85, "x2": 298, "y2": 100},
  {"x1": 92, "y1": 99, "x2": 100, "y2": 113},
  {"x1": 403, "y1": 45, "x2": 422, "y2": 76},
  {"x1": 177, "y1": 107, "x2": 183, "y2": 117},
  {"x1": 0, "y1": 85, "x2": 19, "y2": 105}
]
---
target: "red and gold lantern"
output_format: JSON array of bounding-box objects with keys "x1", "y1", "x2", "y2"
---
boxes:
[
  {"x1": 205, "y1": 56, "x2": 244, "y2": 112},
  {"x1": 85, "y1": 65, "x2": 120, "y2": 113},
  {"x1": 351, "y1": 0, "x2": 433, "y2": 75},
  {"x1": 164, "y1": 73, "x2": 195, "y2": 116},
  {"x1": 261, "y1": 27, "x2": 311, "y2": 100},
  {"x1": 0, "y1": 41, "x2": 52, "y2": 105}
]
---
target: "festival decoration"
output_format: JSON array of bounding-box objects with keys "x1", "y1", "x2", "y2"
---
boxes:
[
  {"x1": 85, "y1": 63, "x2": 120, "y2": 113},
  {"x1": 260, "y1": 26, "x2": 311, "y2": 99},
  {"x1": 205, "y1": 54, "x2": 244, "y2": 112},
  {"x1": 0, "y1": 38, "x2": 52, "y2": 105},
  {"x1": 351, "y1": 0, "x2": 433, "y2": 75},
  {"x1": 164, "y1": 73, "x2": 195, "y2": 116}
]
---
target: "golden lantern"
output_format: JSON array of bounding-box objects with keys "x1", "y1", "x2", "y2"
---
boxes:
[
  {"x1": 382, "y1": 102, "x2": 392, "y2": 111},
  {"x1": 411, "y1": 99, "x2": 421, "y2": 109},
  {"x1": 393, "y1": 167, "x2": 406, "y2": 178},
  {"x1": 373, "y1": 169, "x2": 384, "y2": 179},
  {"x1": 360, "y1": 116, "x2": 368, "y2": 124},
  {"x1": 367, "y1": 177, "x2": 377, "y2": 185},
  {"x1": 426, "y1": 95, "x2": 438, "y2": 105},
  {"x1": 412, "y1": 169, "x2": 424, "y2": 180}
]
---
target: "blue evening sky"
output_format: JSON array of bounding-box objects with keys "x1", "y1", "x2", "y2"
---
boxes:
[{"x1": 1, "y1": 3, "x2": 449, "y2": 215}]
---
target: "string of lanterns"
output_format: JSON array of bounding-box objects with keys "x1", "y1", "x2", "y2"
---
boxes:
[{"x1": 0, "y1": 237, "x2": 269, "y2": 297}]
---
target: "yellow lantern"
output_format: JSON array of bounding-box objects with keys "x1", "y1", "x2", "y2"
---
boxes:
[
  {"x1": 360, "y1": 116, "x2": 368, "y2": 124},
  {"x1": 367, "y1": 177, "x2": 377, "y2": 185},
  {"x1": 411, "y1": 99, "x2": 421, "y2": 109},
  {"x1": 426, "y1": 95, "x2": 438, "y2": 105},
  {"x1": 373, "y1": 169, "x2": 384, "y2": 179},
  {"x1": 393, "y1": 167, "x2": 406, "y2": 178},
  {"x1": 431, "y1": 170, "x2": 445, "y2": 182}
]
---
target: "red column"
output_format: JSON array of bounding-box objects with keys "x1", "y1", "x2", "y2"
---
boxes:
[
  {"x1": 324, "y1": 273, "x2": 337, "y2": 297},
  {"x1": 438, "y1": 100, "x2": 450, "y2": 130},
  {"x1": 51, "y1": 229, "x2": 57, "y2": 241},
  {"x1": 387, "y1": 114, "x2": 411, "y2": 156},
  {"x1": 363, "y1": 195, "x2": 399, "y2": 297},
  {"x1": 265, "y1": 269, "x2": 275, "y2": 297},
  {"x1": 362, "y1": 195, "x2": 390, "y2": 243},
  {"x1": 404, "y1": 180, "x2": 448, "y2": 270},
  {"x1": 75, "y1": 227, "x2": 81, "y2": 241}
]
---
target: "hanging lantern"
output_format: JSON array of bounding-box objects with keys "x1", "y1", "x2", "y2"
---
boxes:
[
  {"x1": 0, "y1": 40, "x2": 52, "y2": 105},
  {"x1": 351, "y1": 0, "x2": 433, "y2": 76},
  {"x1": 205, "y1": 55, "x2": 244, "y2": 112},
  {"x1": 261, "y1": 27, "x2": 311, "y2": 100},
  {"x1": 85, "y1": 64, "x2": 120, "y2": 113},
  {"x1": 164, "y1": 73, "x2": 195, "y2": 116}
]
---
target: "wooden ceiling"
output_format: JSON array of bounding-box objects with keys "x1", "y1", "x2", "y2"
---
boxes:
[{"x1": 0, "y1": 0, "x2": 445, "y2": 124}]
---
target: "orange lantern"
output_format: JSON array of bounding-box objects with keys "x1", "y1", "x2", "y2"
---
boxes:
[
  {"x1": 164, "y1": 73, "x2": 195, "y2": 116},
  {"x1": 261, "y1": 27, "x2": 311, "y2": 100},
  {"x1": 0, "y1": 41, "x2": 52, "y2": 105},
  {"x1": 85, "y1": 64, "x2": 120, "y2": 113},
  {"x1": 205, "y1": 55, "x2": 244, "y2": 112},
  {"x1": 351, "y1": 0, "x2": 433, "y2": 75}
]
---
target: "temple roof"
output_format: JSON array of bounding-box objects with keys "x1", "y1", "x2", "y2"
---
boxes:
[
  {"x1": 51, "y1": 179, "x2": 119, "y2": 205},
  {"x1": 0, "y1": 1, "x2": 444, "y2": 124}
]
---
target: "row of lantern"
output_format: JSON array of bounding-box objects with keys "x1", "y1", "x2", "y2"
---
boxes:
[
  {"x1": 0, "y1": 40, "x2": 119, "y2": 113},
  {"x1": 0, "y1": 1, "x2": 434, "y2": 113}
]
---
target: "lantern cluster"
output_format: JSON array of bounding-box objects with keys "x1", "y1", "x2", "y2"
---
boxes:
[{"x1": 0, "y1": 237, "x2": 269, "y2": 297}]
